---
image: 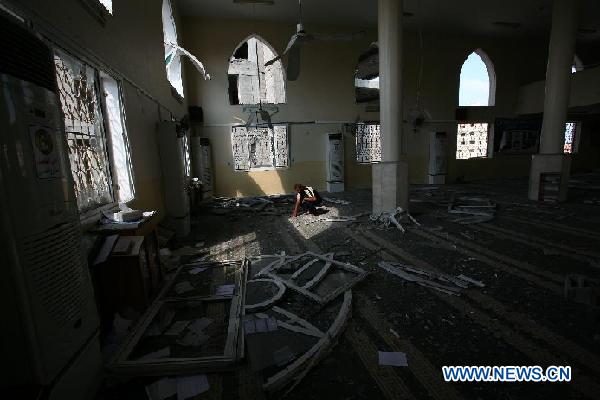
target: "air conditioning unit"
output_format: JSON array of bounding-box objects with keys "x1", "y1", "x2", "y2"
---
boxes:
[
  {"x1": 191, "y1": 136, "x2": 214, "y2": 199},
  {"x1": 0, "y1": 14, "x2": 101, "y2": 399},
  {"x1": 158, "y1": 121, "x2": 191, "y2": 237}
]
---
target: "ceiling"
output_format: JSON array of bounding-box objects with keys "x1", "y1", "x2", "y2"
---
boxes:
[{"x1": 177, "y1": 0, "x2": 600, "y2": 41}]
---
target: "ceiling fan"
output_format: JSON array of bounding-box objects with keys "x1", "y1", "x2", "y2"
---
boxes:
[{"x1": 265, "y1": 0, "x2": 366, "y2": 81}]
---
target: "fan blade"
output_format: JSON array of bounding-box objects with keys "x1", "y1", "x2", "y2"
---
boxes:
[
  {"x1": 287, "y1": 44, "x2": 301, "y2": 81},
  {"x1": 311, "y1": 30, "x2": 366, "y2": 42},
  {"x1": 265, "y1": 33, "x2": 301, "y2": 66}
]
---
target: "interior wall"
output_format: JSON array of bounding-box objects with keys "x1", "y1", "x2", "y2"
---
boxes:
[
  {"x1": 183, "y1": 18, "x2": 377, "y2": 197},
  {"x1": 6, "y1": 0, "x2": 189, "y2": 213},
  {"x1": 183, "y1": 17, "x2": 552, "y2": 197}
]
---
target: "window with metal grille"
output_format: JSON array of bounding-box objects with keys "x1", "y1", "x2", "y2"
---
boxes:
[
  {"x1": 456, "y1": 123, "x2": 489, "y2": 159},
  {"x1": 54, "y1": 50, "x2": 114, "y2": 212},
  {"x1": 231, "y1": 125, "x2": 289, "y2": 171},
  {"x1": 564, "y1": 122, "x2": 580, "y2": 154},
  {"x1": 355, "y1": 123, "x2": 381, "y2": 163}
]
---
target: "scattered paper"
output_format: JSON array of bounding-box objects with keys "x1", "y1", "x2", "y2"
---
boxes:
[
  {"x1": 137, "y1": 346, "x2": 171, "y2": 361},
  {"x1": 145, "y1": 377, "x2": 176, "y2": 400},
  {"x1": 215, "y1": 284, "x2": 235, "y2": 296},
  {"x1": 176, "y1": 375, "x2": 210, "y2": 400},
  {"x1": 194, "y1": 242, "x2": 205, "y2": 248},
  {"x1": 188, "y1": 267, "x2": 207, "y2": 275},
  {"x1": 165, "y1": 320, "x2": 191, "y2": 336},
  {"x1": 175, "y1": 281, "x2": 195, "y2": 295},
  {"x1": 378, "y1": 351, "x2": 408, "y2": 367}
]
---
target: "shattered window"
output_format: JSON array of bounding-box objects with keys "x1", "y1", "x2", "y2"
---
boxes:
[
  {"x1": 100, "y1": 73, "x2": 135, "y2": 203},
  {"x1": 231, "y1": 125, "x2": 288, "y2": 171},
  {"x1": 228, "y1": 36, "x2": 285, "y2": 105},
  {"x1": 54, "y1": 50, "x2": 114, "y2": 212},
  {"x1": 355, "y1": 123, "x2": 381, "y2": 163},
  {"x1": 564, "y1": 122, "x2": 580, "y2": 154},
  {"x1": 355, "y1": 43, "x2": 379, "y2": 104},
  {"x1": 456, "y1": 123, "x2": 489, "y2": 159}
]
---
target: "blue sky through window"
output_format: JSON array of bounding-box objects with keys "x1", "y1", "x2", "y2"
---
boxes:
[{"x1": 459, "y1": 52, "x2": 490, "y2": 106}]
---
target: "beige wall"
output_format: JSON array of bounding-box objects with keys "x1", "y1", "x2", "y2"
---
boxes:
[
  {"x1": 8, "y1": 0, "x2": 189, "y2": 213},
  {"x1": 518, "y1": 65, "x2": 600, "y2": 115},
  {"x1": 183, "y1": 17, "x2": 557, "y2": 196},
  {"x1": 183, "y1": 18, "x2": 377, "y2": 197}
]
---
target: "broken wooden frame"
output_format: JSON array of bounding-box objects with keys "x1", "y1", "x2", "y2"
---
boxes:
[
  {"x1": 244, "y1": 278, "x2": 286, "y2": 311},
  {"x1": 256, "y1": 252, "x2": 367, "y2": 305},
  {"x1": 377, "y1": 261, "x2": 484, "y2": 296},
  {"x1": 108, "y1": 259, "x2": 249, "y2": 376},
  {"x1": 263, "y1": 291, "x2": 353, "y2": 394}
]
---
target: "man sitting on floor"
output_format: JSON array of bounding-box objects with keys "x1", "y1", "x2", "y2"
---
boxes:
[{"x1": 291, "y1": 183, "x2": 323, "y2": 217}]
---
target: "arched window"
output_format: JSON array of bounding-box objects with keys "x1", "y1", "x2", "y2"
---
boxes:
[
  {"x1": 355, "y1": 43, "x2": 379, "y2": 104},
  {"x1": 228, "y1": 35, "x2": 286, "y2": 105},
  {"x1": 459, "y1": 49, "x2": 496, "y2": 107},
  {"x1": 162, "y1": 0, "x2": 183, "y2": 97}
]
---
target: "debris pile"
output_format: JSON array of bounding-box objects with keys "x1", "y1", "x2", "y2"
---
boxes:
[
  {"x1": 370, "y1": 207, "x2": 420, "y2": 232},
  {"x1": 211, "y1": 194, "x2": 294, "y2": 216},
  {"x1": 106, "y1": 248, "x2": 368, "y2": 397},
  {"x1": 448, "y1": 195, "x2": 497, "y2": 224},
  {"x1": 245, "y1": 251, "x2": 367, "y2": 395},
  {"x1": 377, "y1": 261, "x2": 484, "y2": 296}
]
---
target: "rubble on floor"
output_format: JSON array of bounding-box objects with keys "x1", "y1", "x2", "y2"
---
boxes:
[
  {"x1": 105, "y1": 247, "x2": 367, "y2": 397},
  {"x1": 210, "y1": 195, "x2": 294, "y2": 216},
  {"x1": 447, "y1": 195, "x2": 497, "y2": 224},
  {"x1": 376, "y1": 261, "x2": 484, "y2": 296},
  {"x1": 108, "y1": 258, "x2": 248, "y2": 376},
  {"x1": 370, "y1": 207, "x2": 420, "y2": 232}
]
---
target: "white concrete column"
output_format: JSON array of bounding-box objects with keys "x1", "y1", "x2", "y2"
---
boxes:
[
  {"x1": 539, "y1": 0, "x2": 579, "y2": 154},
  {"x1": 372, "y1": 0, "x2": 408, "y2": 214},
  {"x1": 528, "y1": 0, "x2": 579, "y2": 202},
  {"x1": 378, "y1": 0, "x2": 403, "y2": 161}
]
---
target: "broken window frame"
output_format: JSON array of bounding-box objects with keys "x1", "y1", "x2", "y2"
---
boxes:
[
  {"x1": 355, "y1": 122, "x2": 382, "y2": 164},
  {"x1": 227, "y1": 35, "x2": 286, "y2": 106},
  {"x1": 231, "y1": 124, "x2": 290, "y2": 172},
  {"x1": 456, "y1": 122, "x2": 490, "y2": 160},
  {"x1": 54, "y1": 49, "x2": 137, "y2": 219},
  {"x1": 99, "y1": 73, "x2": 136, "y2": 203},
  {"x1": 109, "y1": 259, "x2": 248, "y2": 375},
  {"x1": 54, "y1": 49, "x2": 116, "y2": 214},
  {"x1": 162, "y1": 0, "x2": 184, "y2": 98},
  {"x1": 255, "y1": 252, "x2": 368, "y2": 306},
  {"x1": 354, "y1": 43, "x2": 379, "y2": 105}
]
